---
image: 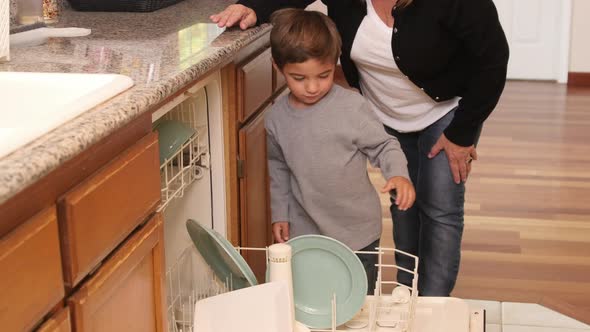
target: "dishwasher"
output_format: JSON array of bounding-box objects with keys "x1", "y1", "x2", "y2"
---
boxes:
[
  {"x1": 150, "y1": 70, "x2": 231, "y2": 332},
  {"x1": 153, "y1": 73, "x2": 485, "y2": 332}
]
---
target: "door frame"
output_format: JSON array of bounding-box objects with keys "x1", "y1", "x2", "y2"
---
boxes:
[{"x1": 558, "y1": 0, "x2": 572, "y2": 83}]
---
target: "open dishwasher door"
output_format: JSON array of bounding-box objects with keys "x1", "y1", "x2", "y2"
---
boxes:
[{"x1": 412, "y1": 297, "x2": 473, "y2": 332}]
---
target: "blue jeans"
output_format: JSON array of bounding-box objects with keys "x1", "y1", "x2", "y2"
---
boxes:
[{"x1": 384, "y1": 110, "x2": 479, "y2": 296}]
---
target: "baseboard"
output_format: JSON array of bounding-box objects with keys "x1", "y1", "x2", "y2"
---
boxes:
[
  {"x1": 567, "y1": 72, "x2": 590, "y2": 87},
  {"x1": 539, "y1": 295, "x2": 590, "y2": 325}
]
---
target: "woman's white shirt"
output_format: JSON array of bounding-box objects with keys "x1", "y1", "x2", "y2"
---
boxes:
[{"x1": 350, "y1": 0, "x2": 459, "y2": 132}]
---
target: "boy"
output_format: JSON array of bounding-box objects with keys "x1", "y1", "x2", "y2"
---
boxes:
[{"x1": 266, "y1": 8, "x2": 415, "y2": 290}]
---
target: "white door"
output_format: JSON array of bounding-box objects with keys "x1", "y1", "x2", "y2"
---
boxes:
[{"x1": 493, "y1": 0, "x2": 570, "y2": 81}]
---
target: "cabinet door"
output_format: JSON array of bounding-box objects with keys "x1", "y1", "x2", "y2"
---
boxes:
[
  {"x1": 36, "y1": 307, "x2": 71, "y2": 332},
  {"x1": 59, "y1": 132, "x2": 161, "y2": 289},
  {"x1": 0, "y1": 207, "x2": 64, "y2": 331},
  {"x1": 237, "y1": 48, "x2": 273, "y2": 123},
  {"x1": 238, "y1": 105, "x2": 272, "y2": 282},
  {"x1": 68, "y1": 213, "x2": 166, "y2": 332}
]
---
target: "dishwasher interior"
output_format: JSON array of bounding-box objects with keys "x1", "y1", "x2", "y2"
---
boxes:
[{"x1": 150, "y1": 71, "x2": 231, "y2": 332}]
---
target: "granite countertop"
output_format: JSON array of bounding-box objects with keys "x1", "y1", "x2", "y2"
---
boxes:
[{"x1": 0, "y1": 0, "x2": 271, "y2": 204}]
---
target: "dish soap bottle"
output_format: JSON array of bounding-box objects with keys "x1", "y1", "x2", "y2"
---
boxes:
[{"x1": 43, "y1": 0, "x2": 58, "y2": 23}]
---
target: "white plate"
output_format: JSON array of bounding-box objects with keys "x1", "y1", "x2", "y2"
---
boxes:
[{"x1": 193, "y1": 281, "x2": 293, "y2": 332}]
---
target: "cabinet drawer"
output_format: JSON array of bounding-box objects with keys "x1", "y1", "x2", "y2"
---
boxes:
[
  {"x1": 0, "y1": 207, "x2": 64, "y2": 331},
  {"x1": 68, "y1": 213, "x2": 165, "y2": 332},
  {"x1": 238, "y1": 48, "x2": 273, "y2": 123},
  {"x1": 59, "y1": 132, "x2": 160, "y2": 288},
  {"x1": 36, "y1": 307, "x2": 71, "y2": 332}
]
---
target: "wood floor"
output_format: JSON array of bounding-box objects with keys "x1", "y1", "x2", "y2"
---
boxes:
[{"x1": 368, "y1": 81, "x2": 590, "y2": 323}]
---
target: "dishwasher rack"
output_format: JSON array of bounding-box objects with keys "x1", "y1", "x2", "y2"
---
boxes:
[{"x1": 166, "y1": 244, "x2": 426, "y2": 332}]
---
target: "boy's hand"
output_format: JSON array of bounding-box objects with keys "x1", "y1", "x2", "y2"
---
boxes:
[
  {"x1": 381, "y1": 176, "x2": 415, "y2": 211},
  {"x1": 210, "y1": 4, "x2": 257, "y2": 30},
  {"x1": 272, "y1": 222, "x2": 290, "y2": 243}
]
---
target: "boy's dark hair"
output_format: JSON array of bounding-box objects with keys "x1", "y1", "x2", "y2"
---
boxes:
[{"x1": 270, "y1": 8, "x2": 342, "y2": 69}]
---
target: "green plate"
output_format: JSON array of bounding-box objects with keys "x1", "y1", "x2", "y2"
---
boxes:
[
  {"x1": 186, "y1": 219, "x2": 257, "y2": 290},
  {"x1": 154, "y1": 120, "x2": 195, "y2": 165},
  {"x1": 287, "y1": 235, "x2": 367, "y2": 329},
  {"x1": 210, "y1": 228, "x2": 258, "y2": 287}
]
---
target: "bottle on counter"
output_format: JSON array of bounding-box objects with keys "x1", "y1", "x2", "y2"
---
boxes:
[{"x1": 17, "y1": 0, "x2": 43, "y2": 24}]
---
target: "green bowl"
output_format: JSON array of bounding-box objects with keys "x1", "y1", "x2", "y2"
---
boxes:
[{"x1": 154, "y1": 120, "x2": 195, "y2": 165}]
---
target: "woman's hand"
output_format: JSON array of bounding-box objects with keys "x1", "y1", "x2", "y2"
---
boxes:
[
  {"x1": 272, "y1": 221, "x2": 290, "y2": 243},
  {"x1": 381, "y1": 176, "x2": 416, "y2": 211},
  {"x1": 428, "y1": 133, "x2": 478, "y2": 184},
  {"x1": 210, "y1": 4, "x2": 258, "y2": 30}
]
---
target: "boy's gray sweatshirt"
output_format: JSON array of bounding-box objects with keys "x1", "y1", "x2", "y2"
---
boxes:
[{"x1": 265, "y1": 85, "x2": 409, "y2": 250}]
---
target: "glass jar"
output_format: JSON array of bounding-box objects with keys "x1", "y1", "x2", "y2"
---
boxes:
[{"x1": 43, "y1": 0, "x2": 58, "y2": 23}]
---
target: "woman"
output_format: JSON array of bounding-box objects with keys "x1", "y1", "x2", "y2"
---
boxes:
[{"x1": 212, "y1": 0, "x2": 509, "y2": 296}]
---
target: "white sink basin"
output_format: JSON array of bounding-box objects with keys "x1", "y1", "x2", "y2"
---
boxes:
[{"x1": 0, "y1": 72, "x2": 134, "y2": 158}]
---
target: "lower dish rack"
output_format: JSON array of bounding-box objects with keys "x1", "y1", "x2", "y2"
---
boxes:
[{"x1": 166, "y1": 245, "x2": 484, "y2": 332}]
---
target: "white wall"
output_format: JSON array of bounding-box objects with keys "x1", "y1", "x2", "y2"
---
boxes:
[
  {"x1": 306, "y1": 1, "x2": 327, "y2": 14},
  {"x1": 569, "y1": 0, "x2": 590, "y2": 72}
]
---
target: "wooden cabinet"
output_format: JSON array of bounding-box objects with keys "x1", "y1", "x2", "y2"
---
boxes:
[
  {"x1": 58, "y1": 133, "x2": 161, "y2": 289},
  {"x1": 225, "y1": 40, "x2": 288, "y2": 280},
  {"x1": 68, "y1": 213, "x2": 166, "y2": 332},
  {"x1": 0, "y1": 207, "x2": 64, "y2": 332},
  {"x1": 237, "y1": 48, "x2": 273, "y2": 123},
  {"x1": 238, "y1": 105, "x2": 272, "y2": 282},
  {"x1": 36, "y1": 308, "x2": 71, "y2": 332},
  {"x1": 0, "y1": 116, "x2": 162, "y2": 331}
]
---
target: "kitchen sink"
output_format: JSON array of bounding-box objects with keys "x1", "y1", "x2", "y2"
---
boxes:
[{"x1": 0, "y1": 72, "x2": 133, "y2": 158}]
